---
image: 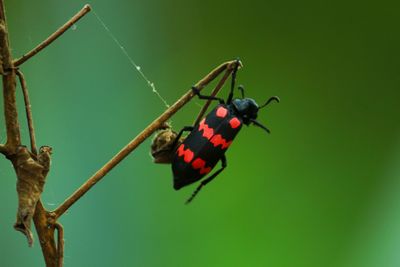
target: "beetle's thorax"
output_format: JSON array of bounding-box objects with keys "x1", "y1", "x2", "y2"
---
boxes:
[{"x1": 231, "y1": 98, "x2": 259, "y2": 125}]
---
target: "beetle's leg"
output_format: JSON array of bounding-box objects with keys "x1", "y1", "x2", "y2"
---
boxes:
[
  {"x1": 169, "y1": 126, "x2": 194, "y2": 152},
  {"x1": 226, "y1": 59, "x2": 241, "y2": 104},
  {"x1": 185, "y1": 155, "x2": 227, "y2": 204},
  {"x1": 191, "y1": 86, "x2": 225, "y2": 104}
]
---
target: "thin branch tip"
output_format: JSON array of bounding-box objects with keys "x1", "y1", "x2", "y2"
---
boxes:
[
  {"x1": 16, "y1": 70, "x2": 37, "y2": 155},
  {"x1": 84, "y1": 4, "x2": 92, "y2": 11},
  {"x1": 13, "y1": 4, "x2": 92, "y2": 66}
]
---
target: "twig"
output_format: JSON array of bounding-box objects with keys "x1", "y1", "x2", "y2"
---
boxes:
[
  {"x1": 33, "y1": 201, "x2": 58, "y2": 267},
  {"x1": 0, "y1": 0, "x2": 5, "y2": 25},
  {"x1": 1, "y1": 3, "x2": 83, "y2": 266},
  {"x1": 0, "y1": 1, "x2": 20, "y2": 150},
  {"x1": 54, "y1": 223, "x2": 64, "y2": 267},
  {"x1": 16, "y1": 70, "x2": 37, "y2": 155},
  {"x1": 193, "y1": 69, "x2": 233, "y2": 126},
  {"x1": 53, "y1": 60, "x2": 240, "y2": 218},
  {"x1": 13, "y1": 4, "x2": 91, "y2": 66},
  {"x1": 193, "y1": 59, "x2": 242, "y2": 126}
]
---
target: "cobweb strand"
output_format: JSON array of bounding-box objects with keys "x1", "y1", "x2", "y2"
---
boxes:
[{"x1": 92, "y1": 10, "x2": 170, "y2": 109}]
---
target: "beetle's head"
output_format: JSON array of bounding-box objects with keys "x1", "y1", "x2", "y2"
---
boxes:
[
  {"x1": 232, "y1": 96, "x2": 280, "y2": 133},
  {"x1": 232, "y1": 98, "x2": 259, "y2": 124}
]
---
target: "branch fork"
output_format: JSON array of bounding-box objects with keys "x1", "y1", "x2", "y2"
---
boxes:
[{"x1": 0, "y1": 2, "x2": 242, "y2": 267}]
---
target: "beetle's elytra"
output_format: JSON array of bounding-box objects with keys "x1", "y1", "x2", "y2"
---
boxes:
[{"x1": 154, "y1": 60, "x2": 279, "y2": 203}]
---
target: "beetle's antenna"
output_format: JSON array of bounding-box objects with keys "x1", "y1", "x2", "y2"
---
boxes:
[
  {"x1": 238, "y1": 85, "x2": 245, "y2": 98},
  {"x1": 92, "y1": 10, "x2": 170, "y2": 109},
  {"x1": 259, "y1": 96, "x2": 280, "y2": 109},
  {"x1": 226, "y1": 59, "x2": 241, "y2": 104},
  {"x1": 250, "y1": 119, "x2": 270, "y2": 133}
]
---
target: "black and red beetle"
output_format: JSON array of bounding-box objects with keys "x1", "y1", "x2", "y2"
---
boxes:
[{"x1": 167, "y1": 62, "x2": 279, "y2": 203}]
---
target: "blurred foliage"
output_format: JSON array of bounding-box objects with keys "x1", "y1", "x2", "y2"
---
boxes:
[{"x1": 1, "y1": 0, "x2": 400, "y2": 266}]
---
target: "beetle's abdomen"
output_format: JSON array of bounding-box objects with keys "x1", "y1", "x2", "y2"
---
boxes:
[{"x1": 172, "y1": 105, "x2": 243, "y2": 190}]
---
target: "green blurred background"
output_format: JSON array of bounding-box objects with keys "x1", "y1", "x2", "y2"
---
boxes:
[{"x1": 1, "y1": 0, "x2": 400, "y2": 266}]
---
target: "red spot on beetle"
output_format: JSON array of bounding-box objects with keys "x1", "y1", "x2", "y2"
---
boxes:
[
  {"x1": 192, "y1": 158, "x2": 212, "y2": 174},
  {"x1": 210, "y1": 134, "x2": 232, "y2": 149},
  {"x1": 199, "y1": 119, "x2": 214, "y2": 139},
  {"x1": 177, "y1": 144, "x2": 194, "y2": 163},
  {"x1": 229, "y1": 117, "x2": 241, "y2": 129},
  {"x1": 199, "y1": 119, "x2": 232, "y2": 149},
  {"x1": 216, "y1": 107, "x2": 228, "y2": 118}
]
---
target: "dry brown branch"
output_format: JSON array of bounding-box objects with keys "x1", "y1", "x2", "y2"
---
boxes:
[
  {"x1": 0, "y1": 0, "x2": 20, "y2": 150},
  {"x1": 192, "y1": 60, "x2": 243, "y2": 126},
  {"x1": 16, "y1": 70, "x2": 37, "y2": 155},
  {"x1": 54, "y1": 223, "x2": 64, "y2": 267},
  {"x1": 53, "y1": 59, "x2": 240, "y2": 218},
  {"x1": 33, "y1": 201, "x2": 58, "y2": 266},
  {"x1": 193, "y1": 71, "x2": 230, "y2": 125},
  {"x1": 0, "y1": 2, "x2": 241, "y2": 266},
  {"x1": 0, "y1": 3, "x2": 91, "y2": 267},
  {"x1": 13, "y1": 4, "x2": 92, "y2": 66},
  {"x1": 193, "y1": 66, "x2": 235, "y2": 126}
]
